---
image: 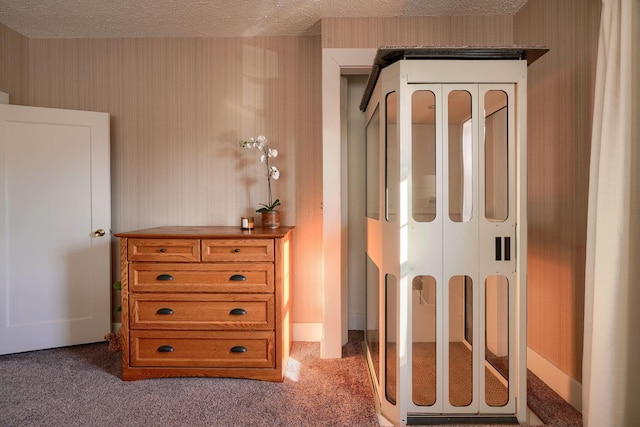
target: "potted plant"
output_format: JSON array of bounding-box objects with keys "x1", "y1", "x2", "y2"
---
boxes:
[{"x1": 240, "y1": 135, "x2": 281, "y2": 228}]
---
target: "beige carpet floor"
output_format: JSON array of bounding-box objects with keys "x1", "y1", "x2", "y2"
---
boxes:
[
  {"x1": 0, "y1": 331, "x2": 583, "y2": 426},
  {"x1": 383, "y1": 342, "x2": 508, "y2": 407},
  {"x1": 0, "y1": 331, "x2": 378, "y2": 427}
]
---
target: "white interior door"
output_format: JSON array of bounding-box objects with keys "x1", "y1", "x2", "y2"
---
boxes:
[{"x1": 0, "y1": 104, "x2": 111, "y2": 355}]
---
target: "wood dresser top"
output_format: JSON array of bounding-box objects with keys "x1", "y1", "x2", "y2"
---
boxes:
[{"x1": 114, "y1": 225, "x2": 294, "y2": 239}]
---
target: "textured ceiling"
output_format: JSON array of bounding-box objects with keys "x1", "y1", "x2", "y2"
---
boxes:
[{"x1": 0, "y1": 0, "x2": 528, "y2": 39}]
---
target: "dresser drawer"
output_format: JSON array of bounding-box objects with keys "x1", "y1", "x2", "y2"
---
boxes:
[
  {"x1": 202, "y1": 239, "x2": 274, "y2": 262},
  {"x1": 128, "y1": 239, "x2": 200, "y2": 262},
  {"x1": 130, "y1": 330, "x2": 274, "y2": 368},
  {"x1": 129, "y1": 293, "x2": 274, "y2": 330},
  {"x1": 129, "y1": 263, "x2": 274, "y2": 293}
]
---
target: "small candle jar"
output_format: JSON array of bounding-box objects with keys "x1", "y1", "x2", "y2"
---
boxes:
[{"x1": 241, "y1": 216, "x2": 255, "y2": 230}]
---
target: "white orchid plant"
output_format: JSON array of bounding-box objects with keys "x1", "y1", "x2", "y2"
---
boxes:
[{"x1": 240, "y1": 135, "x2": 281, "y2": 212}]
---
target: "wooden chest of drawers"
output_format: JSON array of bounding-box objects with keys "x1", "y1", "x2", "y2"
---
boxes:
[{"x1": 114, "y1": 226, "x2": 293, "y2": 381}]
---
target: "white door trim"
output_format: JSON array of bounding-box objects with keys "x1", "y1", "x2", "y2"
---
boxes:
[{"x1": 321, "y1": 48, "x2": 376, "y2": 358}]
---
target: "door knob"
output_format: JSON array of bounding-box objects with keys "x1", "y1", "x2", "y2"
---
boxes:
[{"x1": 93, "y1": 228, "x2": 106, "y2": 237}]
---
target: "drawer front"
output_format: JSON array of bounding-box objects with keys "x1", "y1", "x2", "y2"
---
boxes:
[
  {"x1": 202, "y1": 239, "x2": 274, "y2": 262},
  {"x1": 129, "y1": 294, "x2": 274, "y2": 330},
  {"x1": 130, "y1": 330, "x2": 274, "y2": 368},
  {"x1": 129, "y1": 263, "x2": 274, "y2": 293},
  {"x1": 128, "y1": 239, "x2": 200, "y2": 262}
]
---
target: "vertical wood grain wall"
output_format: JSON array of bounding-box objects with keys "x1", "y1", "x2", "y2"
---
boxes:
[
  {"x1": 515, "y1": 0, "x2": 601, "y2": 381},
  {"x1": 323, "y1": 10, "x2": 600, "y2": 384},
  {"x1": 0, "y1": 16, "x2": 515, "y2": 332},
  {"x1": 0, "y1": 24, "x2": 29, "y2": 104},
  {"x1": 321, "y1": 16, "x2": 513, "y2": 48},
  {"x1": 7, "y1": 34, "x2": 324, "y2": 325},
  {"x1": 0, "y1": 6, "x2": 601, "y2": 384}
]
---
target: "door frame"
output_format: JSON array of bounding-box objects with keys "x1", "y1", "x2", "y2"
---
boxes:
[{"x1": 321, "y1": 48, "x2": 376, "y2": 358}]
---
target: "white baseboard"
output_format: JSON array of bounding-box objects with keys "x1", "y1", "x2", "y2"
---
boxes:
[
  {"x1": 348, "y1": 313, "x2": 366, "y2": 330},
  {"x1": 293, "y1": 322, "x2": 322, "y2": 341},
  {"x1": 527, "y1": 347, "x2": 582, "y2": 412}
]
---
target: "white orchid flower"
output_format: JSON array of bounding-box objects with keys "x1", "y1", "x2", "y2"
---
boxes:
[
  {"x1": 270, "y1": 166, "x2": 280, "y2": 180},
  {"x1": 240, "y1": 135, "x2": 282, "y2": 212}
]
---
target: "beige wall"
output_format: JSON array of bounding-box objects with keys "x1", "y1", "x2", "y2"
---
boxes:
[
  {"x1": 0, "y1": 24, "x2": 29, "y2": 104},
  {"x1": 324, "y1": 8, "x2": 600, "y2": 385},
  {"x1": 515, "y1": 0, "x2": 601, "y2": 381},
  {"x1": 0, "y1": 32, "x2": 324, "y2": 324},
  {"x1": 0, "y1": 5, "x2": 600, "y2": 385},
  {"x1": 321, "y1": 16, "x2": 513, "y2": 48}
]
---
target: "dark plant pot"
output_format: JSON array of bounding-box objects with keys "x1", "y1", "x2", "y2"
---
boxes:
[{"x1": 261, "y1": 211, "x2": 281, "y2": 228}]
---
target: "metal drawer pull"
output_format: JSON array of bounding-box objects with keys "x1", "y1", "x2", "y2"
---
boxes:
[
  {"x1": 230, "y1": 308, "x2": 247, "y2": 315},
  {"x1": 157, "y1": 308, "x2": 174, "y2": 315},
  {"x1": 229, "y1": 274, "x2": 246, "y2": 281},
  {"x1": 157, "y1": 345, "x2": 174, "y2": 353},
  {"x1": 156, "y1": 274, "x2": 174, "y2": 281},
  {"x1": 159, "y1": 248, "x2": 167, "y2": 252},
  {"x1": 230, "y1": 346, "x2": 247, "y2": 353}
]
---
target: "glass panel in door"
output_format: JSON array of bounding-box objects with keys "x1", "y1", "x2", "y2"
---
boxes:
[
  {"x1": 366, "y1": 106, "x2": 380, "y2": 220},
  {"x1": 449, "y1": 275, "x2": 473, "y2": 407},
  {"x1": 412, "y1": 275, "x2": 437, "y2": 406},
  {"x1": 412, "y1": 90, "x2": 437, "y2": 222},
  {"x1": 485, "y1": 275, "x2": 509, "y2": 407},
  {"x1": 484, "y1": 90, "x2": 509, "y2": 222},
  {"x1": 385, "y1": 92, "x2": 398, "y2": 222},
  {"x1": 386, "y1": 274, "x2": 398, "y2": 405},
  {"x1": 366, "y1": 256, "x2": 380, "y2": 386},
  {"x1": 448, "y1": 91, "x2": 473, "y2": 223}
]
